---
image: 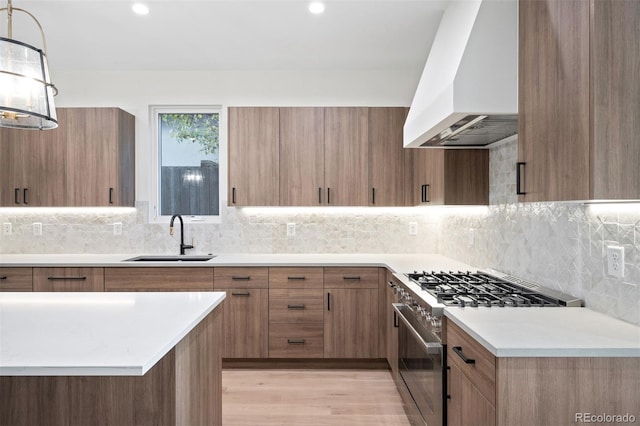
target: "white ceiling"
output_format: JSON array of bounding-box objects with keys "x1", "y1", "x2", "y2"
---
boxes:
[{"x1": 4, "y1": 0, "x2": 448, "y2": 72}]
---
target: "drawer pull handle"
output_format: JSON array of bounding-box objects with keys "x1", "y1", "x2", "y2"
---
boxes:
[
  {"x1": 453, "y1": 346, "x2": 475, "y2": 364},
  {"x1": 0, "y1": 276, "x2": 7, "y2": 280},
  {"x1": 231, "y1": 276, "x2": 251, "y2": 281},
  {"x1": 287, "y1": 304, "x2": 305, "y2": 310},
  {"x1": 343, "y1": 275, "x2": 361, "y2": 280},
  {"x1": 47, "y1": 276, "x2": 87, "y2": 281},
  {"x1": 231, "y1": 292, "x2": 250, "y2": 297},
  {"x1": 287, "y1": 276, "x2": 306, "y2": 281},
  {"x1": 287, "y1": 339, "x2": 306, "y2": 345}
]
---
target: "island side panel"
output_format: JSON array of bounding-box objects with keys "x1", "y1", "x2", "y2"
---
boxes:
[
  {"x1": 496, "y1": 357, "x2": 640, "y2": 426},
  {"x1": 176, "y1": 302, "x2": 224, "y2": 425}
]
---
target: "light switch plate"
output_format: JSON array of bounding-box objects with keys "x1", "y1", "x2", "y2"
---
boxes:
[
  {"x1": 2, "y1": 223, "x2": 11, "y2": 235},
  {"x1": 606, "y1": 245, "x2": 625, "y2": 278}
]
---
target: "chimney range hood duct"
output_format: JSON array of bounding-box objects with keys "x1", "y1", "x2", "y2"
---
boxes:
[{"x1": 404, "y1": 0, "x2": 517, "y2": 148}]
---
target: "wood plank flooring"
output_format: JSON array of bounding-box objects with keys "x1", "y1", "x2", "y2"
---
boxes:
[{"x1": 222, "y1": 369, "x2": 412, "y2": 425}]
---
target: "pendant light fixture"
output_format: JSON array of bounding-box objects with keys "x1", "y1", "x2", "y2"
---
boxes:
[{"x1": 0, "y1": 0, "x2": 57, "y2": 130}]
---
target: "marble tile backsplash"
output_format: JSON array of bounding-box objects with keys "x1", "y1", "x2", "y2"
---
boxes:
[{"x1": 0, "y1": 138, "x2": 638, "y2": 324}]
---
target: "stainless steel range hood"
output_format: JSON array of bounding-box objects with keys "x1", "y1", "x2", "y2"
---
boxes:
[{"x1": 404, "y1": 0, "x2": 518, "y2": 148}]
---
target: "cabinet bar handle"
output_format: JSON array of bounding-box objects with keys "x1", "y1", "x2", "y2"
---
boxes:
[
  {"x1": 421, "y1": 184, "x2": 426, "y2": 203},
  {"x1": 327, "y1": 292, "x2": 331, "y2": 311},
  {"x1": 14, "y1": 188, "x2": 20, "y2": 204},
  {"x1": 287, "y1": 339, "x2": 306, "y2": 345},
  {"x1": 232, "y1": 187, "x2": 236, "y2": 204},
  {"x1": 23, "y1": 188, "x2": 28, "y2": 205},
  {"x1": 231, "y1": 292, "x2": 250, "y2": 297},
  {"x1": 47, "y1": 276, "x2": 87, "y2": 281},
  {"x1": 343, "y1": 275, "x2": 361, "y2": 280},
  {"x1": 109, "y1": 187, "x2": 114, "y2": 204},
  {"x1": 318, "y1": 187, "x2": 322, "y2": 204},
  {"x1": 0, "y1": 276, "x2": 7, "y2": 280},
  {"x1": 393, "y1": 310, "x2": 399, "y2": 328},
  {"x1": 424, "y1": 184, "x2": 430, "y2": 203},
  {"x1": 327, "y1": 188, "x2": 331, "y2": 204},
  {"x1": 453, "y1": 346, "x2": 475, "y2": 364},
  {"x1": 287, "y1": 276, "x2": 306, "y2": 280},
  {"x1": 516, "y1": 162, "x2": 527, "y2": 195},
  {"x1": 287, "y1": 304, "x2": 306, "y2": 310},
  {"x1": 231, "y1": 276, "x2": 251, "y2": 281},
  {"x1": 371, "y1": 187, "x2": 376, "y2": 205}
]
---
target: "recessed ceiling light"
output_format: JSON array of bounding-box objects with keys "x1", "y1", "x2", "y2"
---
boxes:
[
  {"x1": 132, "y1": 3, "x2": 150, "y2": 15},
  {"x1": 308, "y1": 2, "x2": 325, "y2": 15}
]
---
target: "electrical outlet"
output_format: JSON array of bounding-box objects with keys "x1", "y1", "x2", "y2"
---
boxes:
[
  {"x1": 606, "y1": 245, "x2": 625, "y2": 278},
  {"x1": 33, "y1": 223, "x2": 42, "y2": 236},
  {"x1": 2, "y1": 223, "x2": 11, "y2": 235},
  {"x1": 468, "y1": 228, "x2": 475, "y2": 246},
  {"x1": 113, "y1": 222, "x2": 123, "y2": 236},
  {"x1": 409, "y1": 222, "x2": 418, "y2": 236},
  {"x1": 287, "y1": 223, "x2": 296, "y2": 237}
]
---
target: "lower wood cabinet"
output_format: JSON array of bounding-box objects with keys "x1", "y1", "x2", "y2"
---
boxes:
[
  {"x1": 33, "y1": 268, "x2": 104, "y2": 292},
  {"x1": 104, "y1": 267, "x2": 213, "y2": 291},
  {"x1": 323, "y1": 267, "x2": 379, "y2": 358},
  {"x1": 215, "y1": 267, "x2": 269, "y2": 358},
  {"x1": 0, "y1": 268, "x2": 32, "y2": 292}
]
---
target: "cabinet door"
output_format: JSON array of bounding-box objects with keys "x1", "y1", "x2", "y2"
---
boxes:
[
  {"x1": 447, "y1": 362, "x2": 496, "y2": 426},
  {"x1": 324, "y1": 107, "x2": 369, "y2": 206},
  {"x1": 218, "y1": 288, "x2": 269, "y2": 358},
  {"x1": 412, "y1": 149, "x2": 444, "y2": 205},
  {"x1": 518, "y1": 0, "x2": 590, "y2": 202},
  {"x1": 368, "y1": 107, "x2": 407, "y2": 206},
  {"x1": 324, "y1": 288, "x2": 378, "y2": 358},
  {"x1": 33, "y1": 267, "x2": 104, "y2": 292},
  {"x1": 443, "y1": 150, "x2": 489, "y2": 205},
  {"x1": 0, "y1": 128, "x2": 41, "y2": 206},
  {"x1": 228, "y1": 107, "x2": 279, "y2": 206},
  {"x1": 279, "y1": 107, "x2": 325, "y2": 206},
  {"x1": 0, "y1": 268, "x2": 33, "y2": 292}
]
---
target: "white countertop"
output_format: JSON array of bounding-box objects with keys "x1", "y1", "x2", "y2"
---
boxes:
[
  {"x1": 0, "y1": 291, "x2": 226, "y2": 376},
  {"x1": 445, "y1": 307, "x2": 640, "y2": 358}
]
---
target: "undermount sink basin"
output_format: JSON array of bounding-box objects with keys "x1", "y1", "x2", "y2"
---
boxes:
[{"x1": 123, "y1": 255, "x2": 217, "y2": 262}]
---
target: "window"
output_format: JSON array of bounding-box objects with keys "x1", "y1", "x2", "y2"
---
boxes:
[{"x1": 151, "y1": 106, "x2": 222, "y2": 222}]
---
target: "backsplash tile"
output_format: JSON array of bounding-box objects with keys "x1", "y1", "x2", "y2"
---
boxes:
[{"x1": 0, "y1": 138, "x2": 637, "y2": 324}]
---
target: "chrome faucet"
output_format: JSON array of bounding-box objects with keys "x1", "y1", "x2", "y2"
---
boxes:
[{"x1": 169, "y1": 214, "x2": 194, "y2": 255}]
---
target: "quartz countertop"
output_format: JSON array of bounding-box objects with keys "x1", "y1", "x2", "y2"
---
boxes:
[
  {"x1": 0, "y1": 291, "x2": 226, "y2": 376},
  {"x1": 445, "y1": 307, "x2": 640, "y2": 358}
]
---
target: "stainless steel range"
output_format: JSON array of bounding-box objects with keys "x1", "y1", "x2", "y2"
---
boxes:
[{"x1": 390, "y1": 269, "x2": 583, "y2": 426}]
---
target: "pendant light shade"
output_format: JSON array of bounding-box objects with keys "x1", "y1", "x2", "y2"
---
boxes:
[{"x1": 0, "y1": 0, "x2": 57, "y2": 130}]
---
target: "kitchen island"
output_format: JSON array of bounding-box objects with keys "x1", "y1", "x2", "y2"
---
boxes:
[{"x1": 0, "y1": 291, "x2": 226, "y2": 426}]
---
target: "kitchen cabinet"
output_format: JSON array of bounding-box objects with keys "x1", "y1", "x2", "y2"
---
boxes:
[
  {"x1": 228, "y1": 107, "x2": 280, "y2": 206},
  {"x1": 368, "y1": 107, "x2": 409, "y2": 206},
  {"x1": 0, "y1": 268, "x2": 32, "y2": 292},
  {"x1": 33, "y1": 267, "x2": 104, "y2": 292},
  {"x1": 0, "y1": 108, "x2": 135, "y2": 207},
  {"x1": 268, "y1": 267, "x2": 324, "y2": 358},
  {"x1": 214, "y1": 267, "x2": 269, "y2": 358},
  {"x1": 411, "y1": 149, "x2": 489, "y2": 205},
  {"x1": 323, "y1": 267, "x2": 379, "y2": 358},
  {"x1": 518, "y1": 0, "x2": 640, "y2": 201},
  {"x1": 104, "y1": 267, "x2": 213, "y2": 291}
]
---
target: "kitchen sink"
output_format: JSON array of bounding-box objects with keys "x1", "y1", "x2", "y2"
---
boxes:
[{"x1": 123, "y1": 255, "x2": 217, "y2": 262}]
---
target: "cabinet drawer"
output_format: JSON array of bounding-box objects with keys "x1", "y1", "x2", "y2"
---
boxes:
[
  {"x1": 0, "y1": 268, "x2": 32, "y2": 292},
  {"x1": 269, "y1": 323, "x2": 324, "y2": 358},
  {"x1": 214, "y1": 267, "x2": 268, "y2": 289},
  {"x1": 269, "y1": 289, "x2": 323, "y2": 323},
  {"x1": 33, "y1": 268, "x2": 104, "y2": 292},
  {"x1": 446, "y1": 320, "x2": 496, "y2": 406},
  {"x1": 104, "y1": 267, "x2": 213, "y2": 291},
  {"x1": 269, "y1": 267, "x2": 323, "y2": 289},
  {"x1": 324, "y1": 267, "x2": 378, "y2": 289}
]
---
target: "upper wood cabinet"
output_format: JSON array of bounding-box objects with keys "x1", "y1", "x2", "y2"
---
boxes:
[
  {"x1": 0, "y1": 108, "x2": 135, "y2": 207},
  {"x1": 518, "y1": 0, "x2": 640, "y2": 201},
  {"x1": 410, "y1": 149, "x2": 489, "y2": 205},
  {"x1": 228, "y1": 107, "x2": 280, "y2": 206},
  {"x1": 368, "y1": 108, "x2": 408, "y2": 206}
]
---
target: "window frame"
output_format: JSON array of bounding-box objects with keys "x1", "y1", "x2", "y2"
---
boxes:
[{"x1": 149, "y1": 105, "x2": 226, "y2": 224}]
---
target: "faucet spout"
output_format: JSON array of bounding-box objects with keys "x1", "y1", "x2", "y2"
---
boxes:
[{"x1": 169, "y1": 214, "x2": 194, "y2": 255}]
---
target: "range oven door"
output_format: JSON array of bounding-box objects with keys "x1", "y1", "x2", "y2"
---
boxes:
[{"x1": 393, "y1": 303, "x2": 446, "y2": 426}]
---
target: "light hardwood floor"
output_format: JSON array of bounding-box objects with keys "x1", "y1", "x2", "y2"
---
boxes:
[{"x1": 222, "y1": 369, "x2": 412, "y2": 425}]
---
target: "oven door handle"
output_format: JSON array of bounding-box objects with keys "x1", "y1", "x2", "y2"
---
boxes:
[{"x1": 392, "y1": 303, "x2": 441, "y2": 355}]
